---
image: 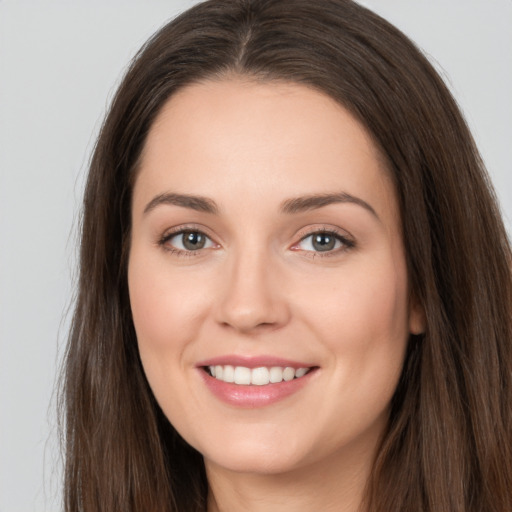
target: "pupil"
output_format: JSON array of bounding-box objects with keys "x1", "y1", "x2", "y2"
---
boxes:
[
  {"x1": 312, "y1": 233, "x2": 335, "y2": 251},
  {"x1": 183, "y1": 231, "x2": 205, "y2": 250}
]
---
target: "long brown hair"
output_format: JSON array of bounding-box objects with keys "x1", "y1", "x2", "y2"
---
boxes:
[{"x1": 61, "y1": 1, "x2": 512, "y2": 510}]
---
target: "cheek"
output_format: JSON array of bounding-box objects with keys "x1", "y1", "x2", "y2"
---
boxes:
[
  {"x1": 300, "y1": 252, "x2": 410, "y2": 397},
  {"x1": 304, "y1": 257, "x2": 410, "y2": 436},
  {"x1": 307, "y1": 256, "x2": 409, "y2": 341},
  {"x1": 129, "y1": 254, "x2": 206, "y2": 349},
  {"x1": 127, "y1": 250, "x2": 214, "y2": 401},
  {"x1": 127, "y1": 250, "x2": 214, "y2": 426}
]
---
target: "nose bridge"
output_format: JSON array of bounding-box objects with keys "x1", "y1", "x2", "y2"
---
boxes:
[{"x1": 216, "y1": 241, "x2": 288, "y2": 332}]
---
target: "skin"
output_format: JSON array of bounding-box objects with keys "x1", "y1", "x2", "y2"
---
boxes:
[{"x1": 128, "y1": 79, "x2": 425, "y2": 512}]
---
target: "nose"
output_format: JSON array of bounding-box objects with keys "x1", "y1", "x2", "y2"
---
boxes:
[{"x1": 215, "y1": 247, "x2": 291, "y2": 334}]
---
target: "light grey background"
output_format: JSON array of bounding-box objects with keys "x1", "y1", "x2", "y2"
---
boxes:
[{"x1": 0, "y1": 1, "x2": 510, "y2": 511}]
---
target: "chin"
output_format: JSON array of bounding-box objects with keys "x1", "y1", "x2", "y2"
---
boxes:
[
  {"x1": 205, "y1": 450, "x2": 304, "y2": 476},
  {"x1": 196, "y1": 430, "x2": 308, "y2": 475}
]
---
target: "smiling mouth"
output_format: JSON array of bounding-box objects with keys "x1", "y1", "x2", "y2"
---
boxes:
[{"x1": 204, "y1": 365, "x2": 314, "y2": 386}]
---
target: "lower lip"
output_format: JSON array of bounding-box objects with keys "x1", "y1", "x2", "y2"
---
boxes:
[{"x1": 198, "y1": 369, "x2": 316, "y2": 408}]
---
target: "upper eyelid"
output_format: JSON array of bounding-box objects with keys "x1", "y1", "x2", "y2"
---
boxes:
[
  {"x1": 300, "y1": 228, "x2": 348, "y2": 239},
  {"x1": 295, "y1": 225, "x2": 353, "y2": 242},
  {"x1": 159, "y1": 224, "x2": 216, "y2": 242}
]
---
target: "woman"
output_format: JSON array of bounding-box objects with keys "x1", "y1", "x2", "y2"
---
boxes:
[{"x1": 61, "y1": 0, "x2": 512, "y2": 510}]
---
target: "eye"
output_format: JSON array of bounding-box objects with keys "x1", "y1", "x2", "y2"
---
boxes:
[
  {"x1": 162, "y1": 230, "x2": 215, "y2": 252},
  {"x1": 295, "y1": 231, "x2": 353, "y2": 253}
]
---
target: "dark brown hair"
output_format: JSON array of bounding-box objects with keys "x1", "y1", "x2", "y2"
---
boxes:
[{"x1": 61, "y1": 1, "x2": 512, "y2": 510}]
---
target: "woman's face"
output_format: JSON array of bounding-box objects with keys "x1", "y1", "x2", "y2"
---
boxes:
[{"x1": 128, "y1": 79, "x2": 424, "y2": 477}]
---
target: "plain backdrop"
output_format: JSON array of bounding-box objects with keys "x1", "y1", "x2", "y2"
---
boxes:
[{"x1": 0, "y1": 1, "x2": 510, "y2": 510}]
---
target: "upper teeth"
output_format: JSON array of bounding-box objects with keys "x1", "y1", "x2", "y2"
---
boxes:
[{"x1": 209, "y1": 365, "x2": 309, "y2": 385}]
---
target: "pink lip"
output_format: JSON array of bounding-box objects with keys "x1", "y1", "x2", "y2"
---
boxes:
[
  {"x1": 196, "y1": 355, "x2": 314, "y2": 369},
  {"x1": 196, "y1": 355, "x2": 318, "y2": 408}
]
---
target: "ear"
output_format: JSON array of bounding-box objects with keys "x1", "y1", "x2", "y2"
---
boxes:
[{"x1": 408, "y1": 294, "x2": 426, "y2": 335}]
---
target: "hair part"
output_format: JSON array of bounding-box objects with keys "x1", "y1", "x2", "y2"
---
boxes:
[{"x1": 61, "y1": 1, "x2": 512, "y2": 510}]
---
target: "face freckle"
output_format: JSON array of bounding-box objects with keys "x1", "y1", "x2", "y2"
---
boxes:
[{"x1": 127, "y1": 78, "x2": 424, "y2": 480}]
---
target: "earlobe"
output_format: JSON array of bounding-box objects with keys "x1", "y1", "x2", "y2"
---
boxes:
[{"x1": 408, "y1": 295, "x2": 426, "y2": 335}]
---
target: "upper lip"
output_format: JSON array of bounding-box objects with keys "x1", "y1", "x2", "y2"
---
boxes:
[{"x1": 196, "y1": 355, "x2": 316, "y2": 369}]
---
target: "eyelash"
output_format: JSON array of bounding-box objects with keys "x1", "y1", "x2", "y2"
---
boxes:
[
  {"x1": 157, "y1": 226, "x2": 355, "y2": 258},
  {"x1": 296, "y1": 228, "x2": 355, "y2": 256},
  {"x1": 158, "y1": 226, "x2": 215, "y2": 258}
]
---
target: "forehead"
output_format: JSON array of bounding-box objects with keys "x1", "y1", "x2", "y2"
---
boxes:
[{"x1": 134, "y1": 79, "x2": 397, "y2": 224}]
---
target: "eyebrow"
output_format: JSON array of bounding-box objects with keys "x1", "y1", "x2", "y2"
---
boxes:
[
  {"x1": 143, "y1": 192, "x2": 219, "y2": 215},
  {"x1": 143, "y1": 191, "x2": 378, "y2": 219},
  {"x1": 280, "y1": 192, "x2": 378, "y2": 218}
]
